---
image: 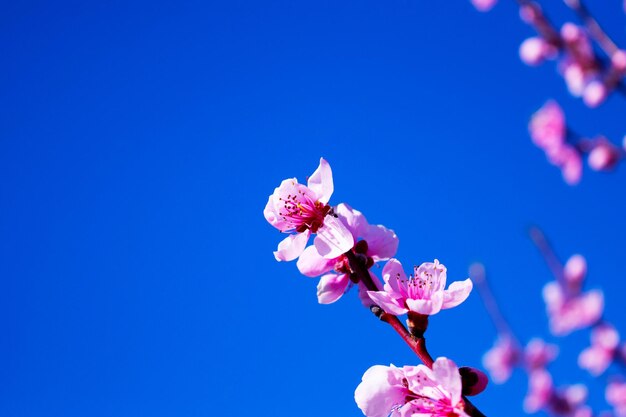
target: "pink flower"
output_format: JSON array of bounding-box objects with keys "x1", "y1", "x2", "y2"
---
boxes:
[
  {"x1": 524, "y1": 370, "x2": 553, "y2": 413},
  {"x1": 264, "y1": 158, "x2": 353, "y2": 261},
  {"x1": 367, "y1": 259, "x2": 473, "y2": 316},
  {"x1": 563, "y1": 254, "x2": 587, "y2": 291},
  {"x1": 354, "y1": 357, "x2": 470, "y2": 417},
  {"x1": 607, "y1": 381, "x2": 626, "y2": 417},
  {"x1": 520, "y1": 37, "x2": 557, "y2": 66},
  {"x1": 529, "y1": 101, "x2": 566, "y2": 150},
  {"x1": 578, "y1": 323, "x2": 620, "y2": 376},
  {"x1": 297, "y1": 203, "x2": 398, "y2": 304},
  {"x1": 543, "y1": 281, "x2": 603, "y2": 335},
  {"x1": 587, "y1": 137, "x2": 622, "y2": 171},
  {"x1": 524, "y1": 338, "x2": 559, "y2": 370},
  {"x1": 483, "y1": 335, "x2": 520, "y2": 384},
  {"x1": 470, "y1": 0, "x2": 497, "y2": 12}
]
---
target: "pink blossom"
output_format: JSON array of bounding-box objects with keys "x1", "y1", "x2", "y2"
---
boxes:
[
  {"x1": 297, "y1": 203, "x2": 398, "y2": 304},
  {"x1": 583, "y1": 81, "x2": 607, "y2": 108},
  {"x1": 563, "y1": 254, "x2": 587, "y2": 290},
  {"x1": 543, "y1": 281, "x2": 603, "y2": 335},
  {"x1": 524, "y1": 338, "x2": 559, "y2": 370},
  {"x1": 483, "y1": 335, "x2": 520, "y2": 384},
  {"x1": 264, "y1": 158, "x2": 353, "y2": 261},
  {"x1": 606, "y1": 381, "x2": 626, "y2": 417},
  {"x1": 524, "y1": 370, "x2": 553, "y2": 413},
  {"x1": 558, "y1": 24, "x2": 599, "y2": 98},
  {"x1": 354, "y1": 357, "x2": 470, "y2": 417},
  {"x1": 520, "y1": 37, "x2": 557, "y2": 66},
  {"x1": 588, "y1": 137, "x2": 622, "y2": 171},
  {"x1": 470, "y1": 0, "x2": 497, "y2": 12},
  {"x1": 578, "y1": 323, "x2": 620, "y2": 376},
  {"x1": 529, "y1": 101, "x2": 566, "y2": 150},
  {"x1": 367, "y1": 259, "x2": 473, "y2": 316}
]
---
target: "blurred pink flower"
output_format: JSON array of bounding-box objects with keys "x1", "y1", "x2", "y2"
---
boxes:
[
  {"x1": 525, "y1": 338, "x2": 559, "y2": 370},
  {"x1": 264, "y1": 158, "x2": 353, "y2": 261},
  {"x1": 529, "y1": 100, "x2": 566, "y2": 150},
  {"x1": 354, "y1": 358, "x2": 469, "y2": 417},
  {"x1": 483, "y1": 335, "x2": 520, "y2": 384},
  {"x1": 543, "y1": 281, "x2": 603, "y2": 335},
  {"x1": 524, "y1": 370, "x2": 553, "y2": 413},
  {"x1": 579, "y1": 323, "x2": 620, "y2": 376},
  {"x1": 520, "y1": 37, "x2": 557, "y2": 66},
  {"x1": 297, "y1": 203, "x2": 398, "y2": 304},
  {"x1": 563, "y1": 254, "x2": 587, "y2": 291},
  {"x1": 588, "y1": 137, "x2": 622, "y2": 171},
  {"x1": 367, "y1": 259, "x2": 472, "y2": 316},
  {"x1": 607, "y1": 380, "x2": 626, "y2": 417},
  {"x1": 470, "y1": 0, "x2": 497, "y2": 12}
]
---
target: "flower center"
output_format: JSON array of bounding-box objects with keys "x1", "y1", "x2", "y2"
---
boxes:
[{"x1": 278, "y1": 192, "x2": 331, "y2": 233}]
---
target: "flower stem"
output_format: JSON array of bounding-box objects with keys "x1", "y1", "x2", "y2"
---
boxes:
[{"x1": 562, "y1": 0, "x2": 619, "y2": 56}]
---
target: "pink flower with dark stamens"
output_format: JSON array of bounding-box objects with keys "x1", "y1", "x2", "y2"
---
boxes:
[
  {"x1": 296, "y1": 203, "x2": 398, "y2": 304},
  {"x1": 354, "y1": 357, "x2": 470, "y2": 417},
  {"x1": 543, "y1": 281, "x2": 603, "y2": 335},
  {"x1": 483, "y1": 335, "x2": 520, "y2": 384},
  {"x1": 264, "y1": 158, "x2": 353, "y2": 261},
  {"x1": 367, "y1": 259, "x2": 472, "y2": 316},
  {"x1": 579, "y1": 323, "x2": 620, "y2": 376}
]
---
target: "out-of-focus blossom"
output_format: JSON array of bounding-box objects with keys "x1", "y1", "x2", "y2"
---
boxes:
[
  {"x1": 583, "y1": 81, "x2": 607, "y2": 108},
  {"x1": 524, "y1": 370, "x2": 553, "y2": 413},
  {"x1": 563, "y1": 254, "x2": 587, "y2": 290},
  {"x1": 264, "y1": 158, "x2": 353, "y2": 261},
  {"x1": 607, "y1": 380, "x2": 626, "y2": 417},
  {"x1": 520, "y1": 37, "x2": 557, "y2": 66},
  {"x1": 367, "y1": 259, "x2": 472, "y2": 316},
  {"x1": 297, "y1": 203, "x2": 397, "y2": 304},
  {"x1": 470, "y1": 0, "x2": 497, "y2": 12},
  {"x1": 588, "y1": 137, "x2": 622, "y2": 171},
  {"x1": 543, "y1": 281, "x2": 603, "y2": 335},
  {"x1": 354, "y1": 358, "x2": 470, "y2": 417},
  {"x1": 483, "y1": 335, "x2": 520, "y2": 383},
  {"x1": 559, "y1": 24, "x2": 599, "y2": 99},
  {"x1": 579, "y1": 323, "x2": 620, "y2": 376},
  {"x1": 525, "y1": 338, "x2": 559, "y2": 370},
  {"x1": 529, "y1": 101, "x2": 583, "y2": 185}
]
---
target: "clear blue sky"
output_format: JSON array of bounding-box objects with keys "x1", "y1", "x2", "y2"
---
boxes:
[{"x1": 2, "y1": 1, "x2": 626, "y2": 416}]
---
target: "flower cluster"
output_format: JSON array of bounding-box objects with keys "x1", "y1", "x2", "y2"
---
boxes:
[{"x1": 264, "y1": 159, "x2": 484, "y2": 417}]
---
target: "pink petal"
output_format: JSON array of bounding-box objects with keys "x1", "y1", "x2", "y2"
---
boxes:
[
  {"x1": 307, "y1": 157, "x2": 333, "y2": 204},
  {"x1": 317, "y1": 273, "x2": 350, "y2": 304},
  {"x1": 273, "y1": 231, "x2": 310, "y2": 262},
  {"x1": 335, "y1": 203, "x2": 368, "y2": 238},
  {"x1": 362, "y1": 224, "x2": 399, "y2": 262},
  {"x1": 442, "y1": 279, "x2": 473, "y2": 309},
  {"x1": 433, "y1": 357, "x2": 463, "y2": 405},
  {"x1": 406, "y1": 291, "x2": 444, "y2": 316},
  {"x1": 354, "y1": 365, "x2": 407, "y2": 417},
  {"x1": 382, "y1": 258, "x2": 408, "y2": 294},
  {"x1": 296, "y1": 245, "x2": 336, "y2": 277},
  {"x1": 314, "y1": 215, "x2": 354, "y2": 259},
  {"x1": 367, "y1": 291, "x2": 408, "y2": 315}
]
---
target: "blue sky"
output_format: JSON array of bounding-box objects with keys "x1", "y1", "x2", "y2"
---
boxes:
[{"x1": 2, "y1": 1, "x2": 626, "y2": 416}]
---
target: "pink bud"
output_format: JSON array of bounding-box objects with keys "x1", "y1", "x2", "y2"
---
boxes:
[
  {"x1": 470, "y1": 0, "x2": 497, "y2": 12},
  {"x1": 460, "y1": 367, "x2": 489, "y2": 396},
  {"x1": 520, "y1": 37, "x2": 549, "y2": 66},
  {"x1": 588, "y1": 138, "x2": 621, "y2": 171},
  {"x1": 520, "y1": 3, "x2": 541, "y2": 24},
  {"x1": 583, "y1": 81, "x2": 607, "y2": 108},
  {"x1": 612, "y1": 50, "x2": 626, "y2": 73},
  {"x1": 564, "y1": 254, "x2": 587, "y2": 287},
  {"x1": 561, "y1": 23, "x2": 583, "y2": 43}
]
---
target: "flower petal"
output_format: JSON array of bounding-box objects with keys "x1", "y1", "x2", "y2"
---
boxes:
[
  {"x1": 433, "y1": 357, "x2": 463, "y2": 405},
  {"x1": 307, "y1": 157, "x2": 333, "y2": 204},
  {"x1": 355, "y1": 365, "x2": 407, "y2": 417},
  {"x1": 362, "y1": 224, "x2": 399, "y2": 262},
  {"x1": 273, "y1": 231, "x2": 310, "y2": 262},
  {"x1": 442, "y1": 279, "x2": 473, "y2": 310},
  {"x1": 296, "y1": 245, "x2": 336, "y2": 277},
  {"x1": 382, "y1": 259, "x2": 407, "y2": 294},
  {"x1": 317, "y1": 273, "x2": 350, "y2": 304},
  {"x1": 367, "y1": 291, "x2": 408, "y2": 315},
  {"x1": 406, "y1": 291, "x2": 444, "y2": 315},
  {"x1": 335, "y1": 203, "x2": 368, "y2": 237},
  {"x1": 314, "y1": 215, "x2": 354, "y2": 259}
]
